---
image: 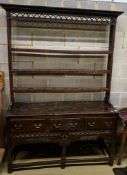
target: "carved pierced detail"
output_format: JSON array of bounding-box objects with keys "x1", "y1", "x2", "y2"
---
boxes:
[
  {"x1": 12, "y1": 130, "x2": 112, "y2": 139},
  {"x1": 13, "y1": 132, "x2": 61, "y2": 139},
  {"x1": 10, "y1": 12, "x2": 115, "y2": 25}
]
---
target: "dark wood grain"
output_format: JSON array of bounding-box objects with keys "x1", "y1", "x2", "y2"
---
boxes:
[
  {"x1": 6, "y1": 101, "x2": 118, "y2": 117},
  {"x1": 12, "y1": 48, "x2": 111, "y2": 55},
  {"x1": 7, "y1": 12, "x2": 14, "y2": 103},
  {"x1": 12, "y1": 87, "x2": 109, "y2": 93},
  {"x1": 105, "y1": 23, "x2": 116, "y2": 102},
  {"x1": 13, "y1": 52, "x2": 109, "y2": 58},
  {"x1": 12, "y1": 69, "x2": 110, "y2": 76}
]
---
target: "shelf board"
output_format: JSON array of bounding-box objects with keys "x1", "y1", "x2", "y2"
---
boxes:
[
  {"x1": 12, "y1": 48, "x2": 111, "y2": 55},
  {"x1": 12, "y1": 69, "x2": 109, "y2": 76},
  {"x1": 12, "y1": 87, "x2": 109, "y2": 93},
  {"x1": 13, "y1": 52, "x2": 108, "y2": 58}
]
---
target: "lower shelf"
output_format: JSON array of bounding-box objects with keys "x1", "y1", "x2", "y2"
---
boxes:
[{"x1": 11, "y1": 139, "x2": 110, "y2": 171}]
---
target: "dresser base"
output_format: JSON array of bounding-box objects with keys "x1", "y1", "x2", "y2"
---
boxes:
[
  {"x1": 8, "y1": 139, "x2": 112, "y2": 173},
  {"x1": 6, "y1": 101, "x2": 118, "y2": 173}
]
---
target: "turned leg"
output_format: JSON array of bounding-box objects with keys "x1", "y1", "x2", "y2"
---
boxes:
[
  {"x1": 117, "y1": 127, "x2": 127, "y2": 165},
  {"x1": 109, "y1": 141, "x2": 115, "y2": 166},
  {"x1": 61, "y1": 144, "x2": 66, "y2": 169},
  {"x1": 106, "y1": 138, "x2": 116, "y2": 166},
  {"x1": 7, "y1": 143, "x2": 15, "y2": 173}
]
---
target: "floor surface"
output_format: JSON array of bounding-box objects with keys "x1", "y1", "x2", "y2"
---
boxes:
[{"x1": 1, "y1": 158, "x2": 127, "y2": 175}]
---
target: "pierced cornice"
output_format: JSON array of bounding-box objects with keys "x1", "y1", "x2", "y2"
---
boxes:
[{"x1": 9, "y1": 12, "x2": 116, "y2": 25}]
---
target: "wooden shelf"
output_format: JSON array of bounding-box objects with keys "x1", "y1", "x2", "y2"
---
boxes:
[
  {"x1": 13, "y1": 52, "x2": 109, "y2": 58},
  {"x1": 13, "y1": 87, "x2": 109, "y2": 93},
  {"x1": 12, "y1": 48, "x2": 111, "y2": 55},
  {"x1": 12, "y1": 69, "x2": 110, "y2": 76}
]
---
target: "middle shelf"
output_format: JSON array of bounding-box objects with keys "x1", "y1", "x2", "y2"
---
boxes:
[
  {"x1": 12, "y1": 87, "x2": 109, "y2": 93},
  {"x1": 12, "y1": 69, "x2": 110, "y2": 76},
  {"x1": 12, "y1": 48, "x2": 112, "y2": 55}
]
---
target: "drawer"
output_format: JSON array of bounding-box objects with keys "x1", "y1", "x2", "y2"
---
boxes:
[
  {"x1": 86, "y1": 117, "x2": 116, "y2": 129},
  {"x1": 50, "y1": 118, "x2": 84, "y2": 132},
  {"x1": 9, "y1": 119, "x2": 48, "y2": 132}
]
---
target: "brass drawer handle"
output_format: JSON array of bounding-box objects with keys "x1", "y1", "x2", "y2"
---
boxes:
[
  {"x1": 53, "y1": 122, "x2": 78, "y2": 129},
  {"x1": 53, "y1": 123, "x2": 62, "y2": 129},
  {"x1": 14, "y1": 124, "x2": 23, "y2": 130},
  {"x1": 68, "y1": 122, "x2": 78, "y2": 128},
  {"x1": 88, "y1": 122, "x2": 95, "y2": 127},
  {"x1": 104, "y1": 121, "x2": 112, "y2": 127},
  {"x1": 34, "y1": 123, "x2": 42, "y2": 129}
]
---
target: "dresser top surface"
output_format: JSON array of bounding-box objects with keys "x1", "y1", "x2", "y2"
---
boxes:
[{"x1": 6, "y1": 101, "x2": 118, "y2": 117}]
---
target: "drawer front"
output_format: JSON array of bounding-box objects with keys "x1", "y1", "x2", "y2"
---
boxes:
[
  {"x1": 50, "y1": 118, "x2": 84, "y2": 131},
  {"x1": 86, "y1": 117, "x2": 116, "y2": 129},
  {"x1": 9, "y1": 119, "x2": 49, "y2": 132}
]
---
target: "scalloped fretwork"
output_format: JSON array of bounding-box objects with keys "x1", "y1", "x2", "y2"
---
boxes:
[{"x1": 10, "y1": 12, "x2": 115, "y2": 25}]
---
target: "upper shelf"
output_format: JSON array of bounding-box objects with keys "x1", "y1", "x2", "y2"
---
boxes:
[
  {"x1": 12, "y1": 69, "x2": 109, "y2": 76},
  {"x1": 12, "y1": 48, "x2": 111, "y2": 55},
  {"x1": 0, "y1": 4, "x2": 123, "y2": 25}
]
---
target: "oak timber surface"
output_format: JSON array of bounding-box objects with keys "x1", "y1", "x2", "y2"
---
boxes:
[
  {"x1": 0, "y1": 148, "x2": 5, "y2": 163},
  {"x1": 6, "y1": 101, "x2": 118, "y2": 117}
]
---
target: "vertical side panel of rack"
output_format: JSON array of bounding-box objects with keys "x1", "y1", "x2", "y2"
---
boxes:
[
  {"x1": 105, "y1": 19, "x2": 116, "y2": 102},
  {"x1": 6, "y1": 12, "x2": 14, "y2": 104}
]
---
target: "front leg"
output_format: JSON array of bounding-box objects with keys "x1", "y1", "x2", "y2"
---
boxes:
[{"x1": 7, "y1": 142, "x2": 16, "y2": 173}]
